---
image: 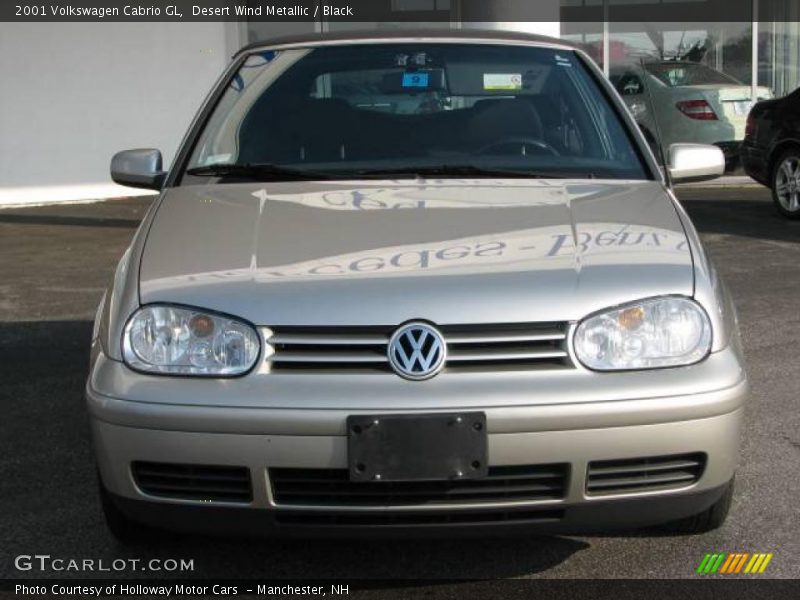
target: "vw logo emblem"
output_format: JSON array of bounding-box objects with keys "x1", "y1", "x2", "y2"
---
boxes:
[{"x1": 387, "y1": 322, "x2": 446, "y2": 380}]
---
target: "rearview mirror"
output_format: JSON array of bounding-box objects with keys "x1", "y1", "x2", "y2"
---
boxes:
[
  {"x1": 667, "y1": 144, "x2": 725, "y2": 184},
  {"x1": 110, "y1": 149, "x2": 166, "y2": 190}
]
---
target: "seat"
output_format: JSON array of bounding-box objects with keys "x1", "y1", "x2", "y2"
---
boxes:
[
  {"x1": 238, "y1": 97, "x2": 356, "y2": 164},
  {"x1": 465, "y1": 98, "x2": 545, "y2": 151}
]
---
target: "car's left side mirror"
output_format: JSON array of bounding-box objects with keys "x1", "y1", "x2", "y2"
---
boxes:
[
  {"x1": 667, "y1": 143, "x2": 725, "y2": 184},
  {"x1": 110, "y1": 148, "x2": 166, "y2": 190}
]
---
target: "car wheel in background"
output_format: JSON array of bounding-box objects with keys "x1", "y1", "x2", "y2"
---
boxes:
[
  {"x1": 772, "y1": 148, "x2": 800, "y2": 219},
  {"x1": 660, "y1": 477, "x2": 734, "y2": 535}
]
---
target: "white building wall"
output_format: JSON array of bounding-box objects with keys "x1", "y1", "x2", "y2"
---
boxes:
[
  {"x1": 0, "y1": 22, "x2": 240, "y2": 205},
  {"x1": 462, "y1": 22, "x2": 560, "y2": 38},
  {"x1": 0, "y1": 16, "x2": 564, "y2": 206},
  {"x1": 459, "y1": 0, "x2": 560, "y2": 38}
]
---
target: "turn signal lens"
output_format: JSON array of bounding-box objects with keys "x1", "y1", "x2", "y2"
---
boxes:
[{"x1": 618, "y1": 306, "x2": 645, "y2": 330}]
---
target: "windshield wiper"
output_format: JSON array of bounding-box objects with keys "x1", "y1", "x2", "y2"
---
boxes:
[
  {"x1": 186, "y1": 162, "x2": 597, "y2": 182},
  {"x1": 347, "y1": 165, "x2": 592, "y2": 179},
  {"x1": 186, "y1": 162, "x2": 333, "y2": 181}
]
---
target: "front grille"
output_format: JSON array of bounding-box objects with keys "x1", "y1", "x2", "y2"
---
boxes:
[
  {"x1": 586, "y1": 453, "x2": 706, "y2": 496},
  {"x1": 274, "y1": 508, "x2": 565, "y2": 527},
  {"x1": 132, "y1": 461, "x2": 252, "y2": 503},
  {"x1": 265, "y1": 322, "x2": 572, "y2": 372},
  {"x1": 269, "y1": 464, "x2": 569, "y2": 507}
]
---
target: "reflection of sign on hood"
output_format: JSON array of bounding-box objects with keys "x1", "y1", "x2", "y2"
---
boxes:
[
  {"x1": 148, "y1": 223, "x2": 689, "y2": 288},
  {"x1": 251, "y1": 179, "x2": 579, "y2": 211},
  {"x1": 255, "y1": 223, "x2": 688, "y2": 281}
]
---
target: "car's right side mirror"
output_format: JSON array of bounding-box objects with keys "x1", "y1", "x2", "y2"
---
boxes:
[
  {"x1": 110, "y1": 148, "x2": 166, "y2": 190},
  {"x1": 667, "y1": 143, "x2": 725, "y2": 184}
]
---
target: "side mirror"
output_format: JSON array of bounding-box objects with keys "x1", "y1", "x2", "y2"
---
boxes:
[
  {"x1": 667, "y1": 143, "x2": 725, "y2": 184},
  {"x1": 622, "y1": 83, "x2": 644, "y2": 96},
  {"x1": 110, "y1": 149, "x2": 166, "y2": 190}
]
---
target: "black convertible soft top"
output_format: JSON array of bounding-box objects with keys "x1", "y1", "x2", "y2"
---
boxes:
[{"x1": 235, "y1": 28, "x2": 578, "y2": 58}]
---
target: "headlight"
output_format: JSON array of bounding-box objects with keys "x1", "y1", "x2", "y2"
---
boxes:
[
  {"x1": 122, "y1": 305, "x2": 260, "y2": 376},
  {"x1": 573, "y1": 297, "x2": 711, "y2": 371}
]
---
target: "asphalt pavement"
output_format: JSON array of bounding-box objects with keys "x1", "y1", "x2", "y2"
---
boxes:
[{"x1": 0, "y1": 186, "x2": 798, "y2": 584}]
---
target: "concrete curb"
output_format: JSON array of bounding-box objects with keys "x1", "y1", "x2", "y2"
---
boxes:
[{"x1": 676, "y1": 176, "x2": 762, "y2": 189}]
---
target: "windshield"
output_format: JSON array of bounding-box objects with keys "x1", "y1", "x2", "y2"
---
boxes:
[
  {"x1": 184, "y1": 43, "x2": 648, "y2": 182},
  {"x1": 644, "y1": 62, "x2": 740, "y2": 87}
]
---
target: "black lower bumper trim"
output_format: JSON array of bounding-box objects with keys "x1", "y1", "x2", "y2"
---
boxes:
[{"x1": 108, "y1": 483, "x2": 730, "y2": 539}]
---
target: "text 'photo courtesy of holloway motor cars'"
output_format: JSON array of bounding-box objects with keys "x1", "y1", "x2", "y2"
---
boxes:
[{"x1": 89, "y1": 29, "x2": 746, "y2": 541}]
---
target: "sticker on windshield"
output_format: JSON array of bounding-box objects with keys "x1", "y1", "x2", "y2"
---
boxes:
[
  {"x1": 202, "y1": 153, "x2": 232, "y2": 166},
  {"x1": 554, "y1": 54, "x2": 573, "y2": 67},
  {"x1": 402, "y1": 72, "x2": 429, "y2": 88},
  {"x1": 483, "y1": 73, "x2": 523, "y2": 91}
]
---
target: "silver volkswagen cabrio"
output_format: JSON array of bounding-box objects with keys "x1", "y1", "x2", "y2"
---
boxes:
[{"x1": 89, "y1": 30, "x2": 746, "y2": 539}]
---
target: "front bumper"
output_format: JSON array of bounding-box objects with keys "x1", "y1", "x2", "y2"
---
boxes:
[
  {"x1": 88, "y1": 345, "x2": 747, "y2": 535},
  {"x1": 741, "y1": 141, "x2": 769, "y2": 185}
]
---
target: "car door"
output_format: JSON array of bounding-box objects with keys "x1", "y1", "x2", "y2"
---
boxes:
[
  {"x1": 759, "y1": 88, "x2": 800, "y2": 162},
  {"x1": 778, "y1": 88, "x2": 800, "y2": 147}
]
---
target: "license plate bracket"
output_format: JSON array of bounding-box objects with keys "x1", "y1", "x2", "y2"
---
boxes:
[
  {"x1": 347, "y1": 413, "x2": 488, "y2": 482},
  {"x1": 733, "y1": 100, "x2": 753, "y2": 115}
]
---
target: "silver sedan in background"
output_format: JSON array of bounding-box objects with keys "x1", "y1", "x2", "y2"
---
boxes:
[
  {"x1": 611, "y1": 61, "x2": 771, "y2": 169},
  {"x1": 88, "y1": 30, "x2": 746, "y2": 540}
]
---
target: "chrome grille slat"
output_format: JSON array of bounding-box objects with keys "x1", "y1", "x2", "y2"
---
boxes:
[
  {"x1": 446, "y1": 331, "x2": 566, "y2": 344},
  {"x1": 587, "y1": 458, "x2": 703, "y2": 477},
  {"x1": 135, "y1": 481, "x2": 249, "y2": 495},
  {"x1": 271, "y1": 351, "x2": 388, "y2": 363},
  {"x1": 586, "y1": 471, "x2": 698, "y2": 490},
  {"x1": 274, "y1": 509, "x2": 565, "y2": 527},
  {"x1": 270, "y1": 333, "x2": 389, "y2": 346},
  {"x1": 448, "y1": 348, "x2": 569, "y2": 361},
  {"x1": 133, "y1": 468, "x2": 249, "y2": 483},
  {"x1": 265, "y1": 322, "x2": 572, "y2": 373}
]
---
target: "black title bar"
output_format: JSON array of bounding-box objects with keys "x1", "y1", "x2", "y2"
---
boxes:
[
  {"x1": 3, "y1": 578, "x2": 800, "y2": 599},
  {"x1": 2, "y1": 0, "x2": 792, "y2": 23}
]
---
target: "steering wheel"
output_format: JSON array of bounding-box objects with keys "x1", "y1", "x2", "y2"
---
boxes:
[{"x1": 476, "y1": 136, "x2": 560, "y2": 157}]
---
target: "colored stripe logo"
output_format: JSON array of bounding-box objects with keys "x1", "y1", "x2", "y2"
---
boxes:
[{"x1": 696, "y1": 553, "x2": 773, "y2": 574}]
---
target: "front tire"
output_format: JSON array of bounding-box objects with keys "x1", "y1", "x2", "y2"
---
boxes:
[
  {"x1": 771, "y1": 149, "x2": 800, "y2": 219},
  {"x1": 660, "y1": 477, "x2": 734, "y2": 534},
  {"x1": 98, "y1": 478, "x2": 153, "y2": 543}
]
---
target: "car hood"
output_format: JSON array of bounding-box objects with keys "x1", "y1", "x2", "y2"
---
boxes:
[{"x1": 139, "y1": 180, "x2": 693, "y2": 325}]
